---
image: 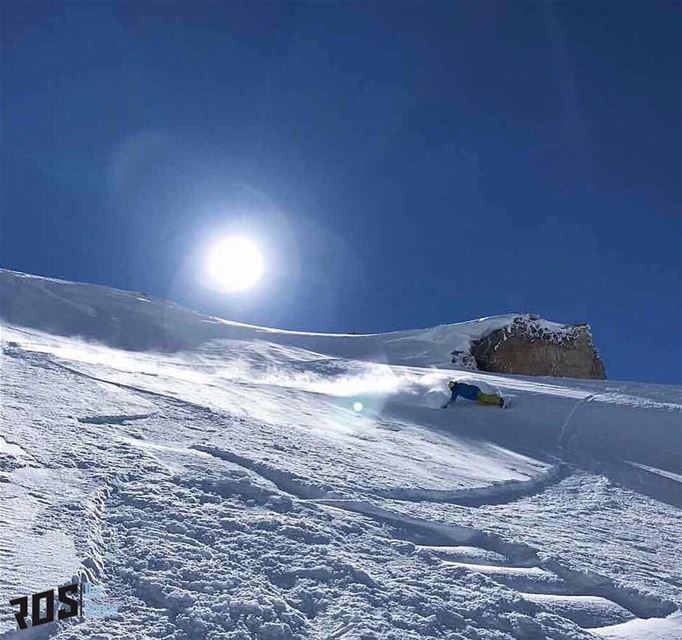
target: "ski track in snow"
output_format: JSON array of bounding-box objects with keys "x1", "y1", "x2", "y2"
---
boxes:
[
  {"x1": 368, "y1": 463, "x2": 572, "y2": 506},
  {"x1": 193, "y1": 443, "x2": 570, "y2": 508}
]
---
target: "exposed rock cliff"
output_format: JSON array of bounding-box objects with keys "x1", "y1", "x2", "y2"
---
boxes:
[{"x1": 469, "y1": 315, "x2": 606, "y2": 379}]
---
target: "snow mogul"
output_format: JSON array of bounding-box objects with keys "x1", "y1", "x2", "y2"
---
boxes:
[{"x1": 442, "y1": 380, "x2": 507, "y2": 409}]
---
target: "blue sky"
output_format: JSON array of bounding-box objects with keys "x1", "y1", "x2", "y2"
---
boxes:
[{"x1": 1, "y1": 2, "x2": 680, "y2": 383}]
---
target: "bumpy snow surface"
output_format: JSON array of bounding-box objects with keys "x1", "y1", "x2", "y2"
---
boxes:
[{"x1": 0, "y1": 269, "x2": 680, "y2": 640}]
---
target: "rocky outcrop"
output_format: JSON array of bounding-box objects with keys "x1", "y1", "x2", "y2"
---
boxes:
[{"x1": 469, "y1": 315, "x2": 606, "y2": 379}]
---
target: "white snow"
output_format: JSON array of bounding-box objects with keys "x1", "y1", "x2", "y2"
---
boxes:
[
  {"x1": 594, "y1": 611, "x2": 682, "y2": 639},
  {"x1": 1, "y1": 269, "x2": 680, "y2": 639}
]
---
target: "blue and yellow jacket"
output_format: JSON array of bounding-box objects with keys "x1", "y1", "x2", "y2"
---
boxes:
[{"x1": 449, "y1": 382, "x2": 480, "y2": 402}]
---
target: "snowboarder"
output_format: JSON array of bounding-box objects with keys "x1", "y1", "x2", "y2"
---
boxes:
[{"x1": 441, "y1": 380, "x2": 506, "y2": 409}]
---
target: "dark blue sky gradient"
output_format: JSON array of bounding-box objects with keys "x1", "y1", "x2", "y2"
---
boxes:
[{"x1": 1, "y1": 2, "x2": 680, "y2": 383}]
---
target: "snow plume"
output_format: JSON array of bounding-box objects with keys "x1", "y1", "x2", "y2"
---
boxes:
[
  {"x1": 215, "y1": 361, "x2": 402, "y2": 397},
  {"x1": 3, "y1": 329, "x2": 208, "y2": 385},
  {"x1": 4, "y1": 325, "x2": 448, "y2": 404}
]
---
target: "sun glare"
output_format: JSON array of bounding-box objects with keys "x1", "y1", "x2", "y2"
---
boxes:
[{"x1": 205, "y1": 236, "x2": 264, "y2": 292}]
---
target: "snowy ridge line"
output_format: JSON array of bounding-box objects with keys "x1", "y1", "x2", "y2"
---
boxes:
[
  {"x1": 0, "y1": 270, "x2": 561, "y2": 339},
  {"x1": 370, "y1": 463, "x2": 570, "y2": 506},
  {"x1": 315, "y1": 499, "x2": 678, "y2": 621},
  {"x1": 1, "y1": 269, "x2": 593, "y2": 371}
]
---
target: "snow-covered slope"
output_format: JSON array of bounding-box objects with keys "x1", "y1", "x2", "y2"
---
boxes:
[
  {"x1": 0, "y1": 269, "x2": 576, "y2": 368},
  {"x1": 1, "y1": 270, "x2": 680, "y2": 640}
]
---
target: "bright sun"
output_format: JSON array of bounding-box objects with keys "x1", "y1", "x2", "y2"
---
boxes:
[{"x1": 205, "y1": 236, "x2": 264, "y2": 292}]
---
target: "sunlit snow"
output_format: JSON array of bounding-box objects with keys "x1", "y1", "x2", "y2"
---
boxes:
[{"x1": 0, "y1": 269, "x2": 680, "y2": 640}]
